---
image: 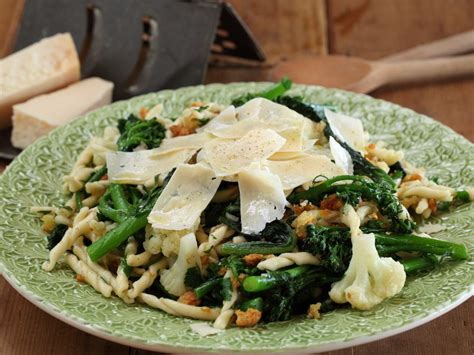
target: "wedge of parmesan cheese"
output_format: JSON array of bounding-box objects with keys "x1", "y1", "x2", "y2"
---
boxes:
[
  {"x1": 11, "y1": 77, "x2": 113, "y2": 149},
  {"x1": 238, "y1": 164, "x2": 287, "y2": 235},
  {"x1": 0, "y1": 33, "x2": 81, "y2": 128},
  {"x1": 148, "y1": 164, "x2": 222, "y2": 230}
]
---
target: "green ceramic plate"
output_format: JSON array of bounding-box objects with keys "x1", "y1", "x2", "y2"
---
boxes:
[{"x1": 0, "y1": 83, "x2": 472, "y2": 353}]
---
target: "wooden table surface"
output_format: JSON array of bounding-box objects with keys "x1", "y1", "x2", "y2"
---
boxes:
[{"x1": 0, "y1": 0, "x2": 473, "y2": 354}]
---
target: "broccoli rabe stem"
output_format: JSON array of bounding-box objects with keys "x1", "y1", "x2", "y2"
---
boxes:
[
  {"x1": 242, "y1": 265, "x2": 337, "y2": 293},
  {"x1": 87, "y1": 166, "x2": 107, "y2": 183},
  {"x1": 243, "y1": 265, "x2": 311, "y2": 292},
  {"x1": 88, "y1": 212, "x2": 149, "y2": 262},
  {"x1": 220, "y1": 232, "x2": 296, "y2": 256},
  {"x1": 400, "y1": 255, "x2": 438, "y2": 274},
  {"x1": 109, "y1": 184, "x2": 132, "y2": 213},
  {"x1": 220, "y1": 220, "x2": 297, "y2": 256},
  {"x1": 376, "y1": 233, "x2": 468, "y2": 260},
  {"x1": 288, "y1": 175, "x2": 366, "y2": 203},
  {"x1": 194, "y1": 278, "x2": 222, "y2": 299},
  {"x1": 74, "y1": 190, "x2": 83, "y2": 210},
  {"x1": 438, "y1": 190, "x2": 471, "y2": 212},
  {"x1": 88, "y1": 185, "x2": 164, "y2": 262},
  {"x1": 239, "y1": 297, "x2": 264, "y2": 311},
  {"x1": 98, "y1": 186, "x2": 130, "y2": 223}
]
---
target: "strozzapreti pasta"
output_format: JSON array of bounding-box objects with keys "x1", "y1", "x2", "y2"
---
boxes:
[{"x1": 37, "y1": 79, "x2": 471, "y2": 333}]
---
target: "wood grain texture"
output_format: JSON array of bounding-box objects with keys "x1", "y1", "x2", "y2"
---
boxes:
[
  {"x1": 206, "y1": 0, "x2": 327, "y2": 83},
  {"x1": 327, "y1": 0, "x2": 474, "y2": 60},
  {"x1": 0, "y1": 0, "x2": 473, "y2": 354},
  {"x1": 0, "y1": 0, "x2": 24, "y2": 58},
  {"x1": 0, "y1": 276, "x2": 129, "y2": 355},
  {"x1": 327, "y1": 0, "x2": 474, "y2": 142},
  {"x1": 224, "y1": 0, "x2": 328, "y2": 62}
]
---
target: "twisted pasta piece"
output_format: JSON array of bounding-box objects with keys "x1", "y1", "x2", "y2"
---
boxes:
[
  {"x1": 138, "y1": 294, "x2": 220, "y2": 320},
  {"x1": 213, "y1": 270, "x2": 238, "y2": 329},
  {"x1": 64, "y1": 253, "x2": 112, "y2": 297},
  {"x1": 127, "y1": 259, "x2": 168, "y2": 298},
  {"x1": 256, "y1": 252, "x2": 320, "y2": 271},
  {"x1": 43, "y1": 207, "x2": 96, "y2": 271}
]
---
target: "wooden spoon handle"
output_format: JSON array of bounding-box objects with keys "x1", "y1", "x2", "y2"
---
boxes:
[
  {"x1": 381, "y1": 30, "x2": 474, "y2": 62},
  {"x1": 377, "y1": 54, "x2": 474, "y2": 87}
]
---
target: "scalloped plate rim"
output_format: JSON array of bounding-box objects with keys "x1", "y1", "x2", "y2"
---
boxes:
[
  {"x1": 0, "y1": 82, "x2": 473, "y2": 352},
  {"x1": 1, "y1": 267, "x2": 472, "y2": 353}
]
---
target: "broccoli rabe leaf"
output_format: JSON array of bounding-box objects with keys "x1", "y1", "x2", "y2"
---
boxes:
[
  {"x1": 184, "y1": 266, "x2": 204, "y2": 288},
  {"x1": 117, "y1": 114, "x2": 166, "y2": 151},
  {"x1": 302, "y1": 225, "x2": 352, "y2": 274},
  {"x1": 231, "y1": 77, "x2": 292, "y2": 107},
  {"x1": 220, "y1": 220, "x2": 297, "y2": 255},
  {"x1": 289, "y1": 175, "x2": 415, "y2": 234},
  {"x1": 300, "y1": 224, "x2": 468, "y2": 275},
  {"x1": 220, "y1": 277, "x2": 234, "y2": 301},
  {"x1": 47, "y1": 224, "x2": 68, "y2": 250},
  {"x1": 120, "y1": 258, "x2": 132, "y2": 277},
  {"x1": 276, "y1": 96, "x2": 396, "y2": 190},
  {"x1": 241, "y1": 265, "x2": 337, "y2": 322}
]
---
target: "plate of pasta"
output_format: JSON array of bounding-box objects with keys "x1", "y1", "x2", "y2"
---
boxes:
[{"x1": 0, "y1": 80, "x2": 472, "y2": 353}]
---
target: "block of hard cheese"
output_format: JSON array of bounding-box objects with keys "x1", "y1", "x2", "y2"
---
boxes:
[
  {"x1": 0, "y1": 33, "x2": 80, "y2": 128},
  {"x1": 11, "y1": 77, "x2": 114, "y2": 149}
]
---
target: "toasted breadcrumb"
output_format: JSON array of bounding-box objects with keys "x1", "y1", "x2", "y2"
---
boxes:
[
  {"x1": 178, "y1": 291, "x2": 201, "y2": 306},
  {"x1": 308, "y1": 303, "x2": 321, "y2": 319},
  {"x1": 243, "y1": 254, "x2": 265, "y2": 267},
  {"x1": 320, "y1": 194, "x2": 343, "y2": 211},
  {"x1": 169, "y1": 124, "x2": 192, "y2": 137},
  {"x1": 139, "y1": 107, "x2": 148, "y2": 119},
  {"x1": 292, "y1": 202, "x2": 317, "y2": 215},
  {"x1": 404, "y1": 173, "x2": 423, "y2": 182},
  {"x1": 235, "y1": 308, "x2": 262, "y2": 327}
]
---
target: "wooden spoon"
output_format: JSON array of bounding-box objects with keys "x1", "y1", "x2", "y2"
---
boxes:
[
  {"x1": 270, "y1": 53, "x2": 474, "y2": 93},
  {"x1": 381, "y1": 29, "x2": 474, "y2": 61}
]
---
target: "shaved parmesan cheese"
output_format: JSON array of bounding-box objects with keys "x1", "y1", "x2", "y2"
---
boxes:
[
  {"x1": 264, "y1": 154, "x2": 346, "y2": 189},
  {"x1": 148, "y1": 164, "x2": 222, "y2": 230},
  {"x1": 152, "y1": 132, "x2": 213, "y2": 155},
  {"x1": 206, "y1": 117, "x2": 290, "y2": 139},
  {"x1": 106, "y1": 149, "x2": 194, "y2": 184},
  {"x1": 324, "y1": 108, "x2": 368, "y2": 150},
  {"x1": 203, "y1": 129, "x2": 285, "y2": 176},
  {"x1": 208, "y1": 98, "x2": 305, "y2": 138},
  {"x1": 417, "y1": 223, "x2": 445, "y2": 234},
  {"x1": 199, "y1": 105, "x2": 237, "y2": 132},
  {"x1": 269, "y1": 151, "x2": 306, "y2": 161},
  {"x1": 239, "y1": 164, "x2": 287, "y2": 235},
  {"x1": 329, "y1": 137, "x2": 353, "y2": 175},
  {"x1": 236, "y1": 98, "x2": 303, "y2": 126},
  {"x1": 190, "y1": 323, "x2": 224, "y2": 336},
  {"x1": 277, "y1": 125, "x2": 306, "y2": 152}
]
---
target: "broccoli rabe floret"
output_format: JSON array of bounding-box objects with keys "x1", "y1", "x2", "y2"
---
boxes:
[{"x1": 117, "y1": 114, "x2": 166, "y2": 151}]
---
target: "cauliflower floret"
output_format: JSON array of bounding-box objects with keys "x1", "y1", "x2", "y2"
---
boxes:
[
  {"x1": 160, "y1": 233, "x2": 200, "y2": 296},
  {"x1": 329, "y1": 233, "x2": 406, "y2": 310},
  {"x1": 143, "y1": 225, "x2": 163, "y2": 255}
]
